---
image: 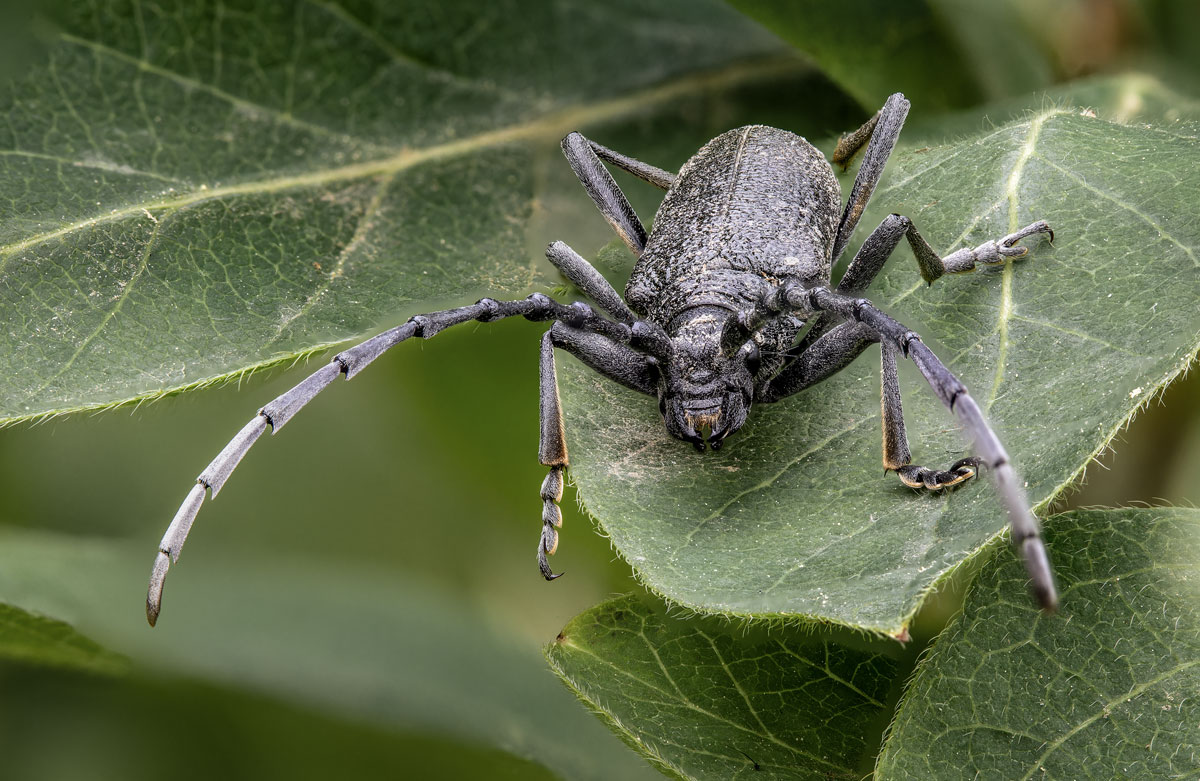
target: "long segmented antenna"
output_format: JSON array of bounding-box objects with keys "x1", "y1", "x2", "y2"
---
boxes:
[
  {"x1": 776, "y1": 284, "x2": 1058, "y2": 610},
  {"x1": 147, "y1": 294, "x2": 670, "y2": 626}
]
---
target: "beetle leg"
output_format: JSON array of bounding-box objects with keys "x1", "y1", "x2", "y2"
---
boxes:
[
  {"x1": 758, "y1": 321, "x2": 984, "y2": 488},
  {"x1": 795, "y1": 286, "x2": 1057, "y2": 612},
  {"x1": 546, "y1": 240, "x2": 637, "y2": 324},
  {"x1": 583, "y1": 137, "x2": 675, "y2": 190},
  {"x1": 562, "y1": 132, "x2": 649, "y2": 256},
  {"x1": 794, "y1": 214, "x2": 1054, "y2": 363},
  {"x1": 831, "y1": 92, "x2": 910, "y2": 262},
  {"x1": 839, "y1": 212, "x2": 1053, "y2": 292},
  {"x1": 538, "y1": 331, "x2": 568, "y2": 580},
  {"x1": 537, "y1": 323, "x2": 658, "y2": 579},
  {"x1": 881, "y1": 339, "x2": 980, "y2": 489},
  {"x1": 900, "y1": 217, "x2": 1054, "y2": 286},
  {"x1": 549, "y1": 322, "x2": 657, "y2": 395},
  {"x1": 757, "y1": 320, "x2": 877, "y2": 402}
]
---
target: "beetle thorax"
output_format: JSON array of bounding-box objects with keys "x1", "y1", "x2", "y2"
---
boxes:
[{"x1": 659, "y1": 306, "x2": 757, "y2": 451}]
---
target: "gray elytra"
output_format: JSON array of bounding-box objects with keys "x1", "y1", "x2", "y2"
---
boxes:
[{"x1": 148, "y1": 93, "x2": 1057, "y2": 626}]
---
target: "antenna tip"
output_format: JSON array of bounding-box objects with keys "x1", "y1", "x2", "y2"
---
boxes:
[{"x1": 146, "y1": 551, "x2": 170, "y2": 627}]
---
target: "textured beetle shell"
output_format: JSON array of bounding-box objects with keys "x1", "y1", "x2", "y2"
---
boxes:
[{"x1": 625, "y1": 125, "x2": 841, "y2": 335}]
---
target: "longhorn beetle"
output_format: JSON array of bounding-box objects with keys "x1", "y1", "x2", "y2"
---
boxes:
[{"x1": 147, "y1": 93, "x2": 1057, "y2": 626}]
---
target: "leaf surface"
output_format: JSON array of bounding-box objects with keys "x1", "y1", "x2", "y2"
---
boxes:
[
  {"x1": 546, "y1": 593, "x2": 898, "y2": 779},
  {"x1": 562, "y1": 109, "x2": 1200, "y2": 632},
  {"x1": 0, "y1": 0, "x2": 792, "y2": 424},
  {"x1": 876, "y1": 507, "x2": 1200, "y2": 779}
]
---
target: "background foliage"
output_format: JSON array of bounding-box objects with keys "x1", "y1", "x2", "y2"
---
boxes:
[{"x1": 0, "y1": 1, "x2": 1197, "y2": 778}]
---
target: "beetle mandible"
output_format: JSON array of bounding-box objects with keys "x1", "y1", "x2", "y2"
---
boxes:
[{"x1": 147, "y1": 93, "x2": 1058, "y2": 625}]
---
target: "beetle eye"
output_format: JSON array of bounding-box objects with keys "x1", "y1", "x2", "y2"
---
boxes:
[{"x1": 738, "y1": 341, "x2": 761, "y2": 374}]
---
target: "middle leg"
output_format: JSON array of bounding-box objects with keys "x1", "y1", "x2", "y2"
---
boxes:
[
  {"x1": 789, "y1": 214, "x2": 1052, "y2": 373},
  {"x1": 881, "y1": 339, "x2": 981, "y2": 489},
  {"x1": 840, "y1": 214, "x2": 1053, "y2": 292}
]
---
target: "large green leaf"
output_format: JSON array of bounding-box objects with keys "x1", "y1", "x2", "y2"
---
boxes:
[
  {"x1": 546, "y1": 593, "x2": 900, "y2": 779},
  {"x1": 876, "y1": 507, "x2": 1200, "y2": 778},
  {"x1": 549, "y1": 508, "x2": 1200, "y2": 779},
  {"x1": 0, "y1": 0, "x2": 797, "y2": 425},
  {"x1": 0, "y1": 528, "x2": 660, "y2": 781},
  {"x1": 562, "y1": 109, "x2": 1200, "y2": 632},
  {"x1": 728, "y1": 0, "x2": 1054, "y2": 110}
]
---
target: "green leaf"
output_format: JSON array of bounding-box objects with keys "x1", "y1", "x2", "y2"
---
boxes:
[
  {"x1": 0, "y1": 0, "x2": 794, "y2": 424},
  {"x1": 727, "y1": 0, "x2": 1054, "y2": 110},
  {"x1": 0, "y1": 665, "x2": 558, "y2": 781},
  {"x1": 562, "y1": 108, "x2": 1200, "y2": 632},
  {"x1": 546, "y1": 593, "x2": 899, "y2": 779},
  {"x1": 876, "y1": 507, "x2": 1200, "y2": 778},
  {"x1": 0, "y1": 603, "x2": 125, "y2": 674},
  {"x1": 0, "y1": 529, "x2": 661, "y2": 781}
]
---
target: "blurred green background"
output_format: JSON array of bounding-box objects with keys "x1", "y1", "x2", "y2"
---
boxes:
[{"x1": 0, "y1": 0, "x2": 1197, "y2": 778}]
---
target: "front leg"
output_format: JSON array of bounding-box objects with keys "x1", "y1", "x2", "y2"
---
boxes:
[
  {"x1": 831, "y1": 93, "x2": 910, "y2": 262},
  {"x1": 537, "y1": 323, "x2": 658, "y2": 579},
  {"x1": 538, "y1": 331, "x2": 568, "y2": 580},
  {"x1": 148, "y1": 291, "x2": 671, "y2": 625},
  {"x1": 881, "y1": 339, "x2": 980, "y2": 489}
]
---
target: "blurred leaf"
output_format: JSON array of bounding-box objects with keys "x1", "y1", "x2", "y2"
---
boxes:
[
  {"x1": 0, "y1": 603, "x2": 124, "y2": 674},
  {"x1": 0, "y1": 529, "x2": 661, "y2": 781},
  {"x1": 546, "y1": 593, "x2": 898, "y2": 779},
  {"x1": 562, "y1": 109, "x2": 1200, "y2": 632},
  {"x1": 727, "y1": 0, "x2": 1054, "y2": 111},
  {"x1": 0, "y1": 664, "x2": 555, "y2": 781},
  {"x1": 876, "y1": 507, "x2": 1200, "y2": 778},
  {"x1": 1138, "y1": 0, "x2": 1200, "y2": 79},
  {"x1": 0, "y1": 0, "x2": 793, "y2": 424}
]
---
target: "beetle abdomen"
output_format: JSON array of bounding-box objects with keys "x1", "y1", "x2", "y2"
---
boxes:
[{"x1": 626, "y1": 126, "x2": 841, "y2": 321}]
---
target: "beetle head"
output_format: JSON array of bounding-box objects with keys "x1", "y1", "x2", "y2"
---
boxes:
[{"x1": 657, "y1": 307, "x2": 759, "y2": 451}]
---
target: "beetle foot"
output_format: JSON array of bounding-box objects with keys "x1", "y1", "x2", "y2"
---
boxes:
[
  {"x1": 896, "y1": 456, "x2": 982, "y2": 490},
  {"x1": 995, "y1": 220, "x2": 1054, "y2": 260},
  {"x1": 539, "y1": 466, "x2": 565, "y2": 580},
  {"x1": 940, "y1": 220, "x2": 1054, "y2": 274}
]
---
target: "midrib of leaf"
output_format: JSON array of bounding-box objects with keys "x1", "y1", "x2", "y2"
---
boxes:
[
  {"x1": 887, "y1": 107, "x2": 1200, "y2": 531},
  {"x1": 4, "y1": 55, "x2": 800, "y2": 261},
  {"x1": 553, "y1": 633, "x2": 852, "y2": 776},
  {"x1": 987, "y1": 108, "x2": 1046, "y2": 409}
]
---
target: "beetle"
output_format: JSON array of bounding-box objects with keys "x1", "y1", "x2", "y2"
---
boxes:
[{"x1": 147, "y1": 92, "x2": 1057, "y2": 625}]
